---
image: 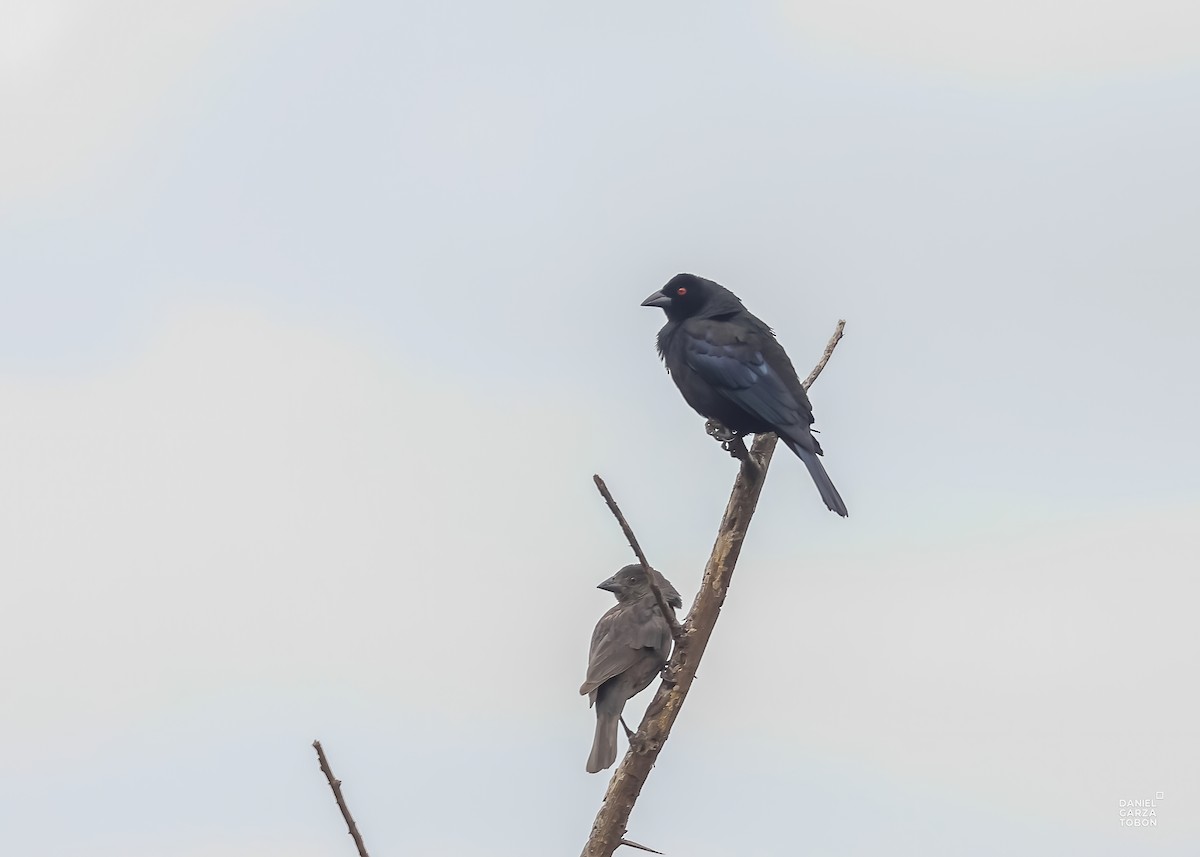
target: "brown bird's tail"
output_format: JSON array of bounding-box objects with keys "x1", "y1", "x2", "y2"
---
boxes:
[
  {"x1": 587, "y1": 712, "x2": 619, "y2": 773},
  {"x1": 782, "y1": 436, "x2": 849, "y2": 517}
]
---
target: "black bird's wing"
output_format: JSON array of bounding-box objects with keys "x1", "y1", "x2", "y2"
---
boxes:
[
  {"x1": 680, "y1": 318, "x2": 848, "y2": 516},
  {"x1": 680, "y1": 318, "x2": 817, "y2": 449}
]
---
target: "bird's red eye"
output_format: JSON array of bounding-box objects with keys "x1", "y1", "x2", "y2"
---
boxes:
[{"x1": 676, "y1": 287, "x2": 687, "y2": 296}]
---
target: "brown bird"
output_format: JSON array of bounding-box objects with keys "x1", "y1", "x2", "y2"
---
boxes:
[{"x1": 580, "y1": 564, "x2": 680, "y2": 773}]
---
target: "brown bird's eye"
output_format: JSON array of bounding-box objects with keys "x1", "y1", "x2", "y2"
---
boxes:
[{"x1": 676, "y1": 286, "x2": 687, "y2": 296}]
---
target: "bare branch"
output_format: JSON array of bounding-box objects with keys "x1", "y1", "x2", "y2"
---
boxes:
[
  {"x1": 802, "y1": 319, "x2": 846, "y2": 390},
  {"x1": 581, "y1": 321, "x2": 847, "y2": 857},
  {"x1": 592, "y1": 474, "x2": 686, "y2": 642},
  {"x1": 313, "y1": 740, "x2": 371, "y2": 857}
]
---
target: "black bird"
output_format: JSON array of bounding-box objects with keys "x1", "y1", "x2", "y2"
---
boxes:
[
  {"x1": 580, "y1": 564, "x2": 680, "y2": 773},
  {"x1": 642, "y1": 273, "x2": 848, "y2": 516}
]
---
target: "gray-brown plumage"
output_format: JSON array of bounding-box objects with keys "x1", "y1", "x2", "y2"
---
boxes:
[{"x1": 580, "y1": 564, "x2": 680, "y2": 773}]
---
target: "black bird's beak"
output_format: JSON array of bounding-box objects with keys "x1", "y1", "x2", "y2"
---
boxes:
[
  {"x1": 640, "y1": 290, "x2": 673, "y2": 308},
  {"x1": 596, "y1": 576, "x2": 622, "y2": 593}
]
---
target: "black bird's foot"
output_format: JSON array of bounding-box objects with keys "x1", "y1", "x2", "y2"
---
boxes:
[
  {"x1": 704, "y1": 420, "x2": 752, "y2": 462},
  {"x1": 725, "y1": 435, "x2": 752, "y2": 463},
  {"x1": 620, "y1": 716, "x2": 636, "y2": 740},
  {"x1": 659, "y1": 663, "x2": 679, "y2": 686},
  {"x1": 704, "y1": 419, "x2": 739, "y2": 443}
]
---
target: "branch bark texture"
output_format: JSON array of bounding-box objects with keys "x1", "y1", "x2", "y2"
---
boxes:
[
  {"x1": 581, "y1": 320, "x2": 846, "y2": 857},
  {"x1": 313, "y1": 740, "x2": 371, "y2": 857}
]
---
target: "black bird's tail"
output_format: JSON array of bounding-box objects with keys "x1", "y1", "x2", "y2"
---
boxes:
[
  {"x1": 782, "y1": 436, "x2": 849, "y2": 517},
  {"x1": 587, "y1": 711, "x2": 619, "y2": 773}
]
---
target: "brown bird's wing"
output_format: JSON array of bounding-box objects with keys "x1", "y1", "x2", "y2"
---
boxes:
[{"x1": 580, "y1": 601, "x2": 671, "y2": 699}]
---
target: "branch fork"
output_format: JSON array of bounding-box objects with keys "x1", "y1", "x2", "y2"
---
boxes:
[{"x1": 582, "y1": 320, "x2": 846, "y2": 857}]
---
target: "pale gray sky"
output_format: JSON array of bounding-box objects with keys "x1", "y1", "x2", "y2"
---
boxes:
[{"x1": 2, "y1": 2, "x2": 1198, "y2": 855}]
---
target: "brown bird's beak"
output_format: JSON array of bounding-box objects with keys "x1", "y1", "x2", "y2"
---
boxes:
[
  {"x1": 640, "y1": 290, "x2": 672, "y2": 308},
  {"x1": 596, "y1": 575, "x2": 622, "y2": 593}
]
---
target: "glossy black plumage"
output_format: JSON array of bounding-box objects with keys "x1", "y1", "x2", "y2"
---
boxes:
[
  {"x1": 642, "y1": 273, "x2": 849, "y2": 516},
  {"x1": 580, "y1": 565, "x2": 679, "y2": 773}
]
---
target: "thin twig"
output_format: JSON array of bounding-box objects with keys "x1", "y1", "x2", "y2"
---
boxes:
[
  {"x1": 802, "y1": 319, "x2": 845, "y2": 390},
  {"x1": 592, "y1": 474, "x2": 685, "y2": 642},
  {"x1": 313, "y1": 740, "x2": 371, "y2": 857},
  {"x1": 581, "y1": 321, "x2": 847, "y2": 857},
  {"x1": 619, "y1": 838, "x2": 663, "y2": 854}
]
